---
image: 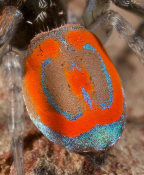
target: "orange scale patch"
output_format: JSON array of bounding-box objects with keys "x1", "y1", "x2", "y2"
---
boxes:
[{"x1": 64, "y1": 67, "x2": 93, "y2": 96}]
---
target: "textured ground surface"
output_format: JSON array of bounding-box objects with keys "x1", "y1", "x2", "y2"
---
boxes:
[{"x1": 0, "y1": 2, "x2": 144, "y2": 175}]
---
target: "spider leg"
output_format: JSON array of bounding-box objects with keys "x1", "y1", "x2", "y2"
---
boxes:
[
  {"x1": 83, "y1": 0, "x2": 110, "y2": 28},
  {"x1": 0, "y1": 6, "x2": 23, "y2": 60},
  {"x1": 89, "y1": 10, "x2": 144, "y2": 63},
  {"x1": 112, "y1": 0, "x2": 144, "y2": 18},
  {"x1": 107, "y1": 10, "x2": 144, "y2": 63},
  {"x1": 2, "y1": 51, "x2": 25, "y2": 175},
  {"x1": 88, "y1": 12, "x2": 113, "y2": 44},
  {"x1": 0, "y1": 6, "x2": 24, "y2": 174}
]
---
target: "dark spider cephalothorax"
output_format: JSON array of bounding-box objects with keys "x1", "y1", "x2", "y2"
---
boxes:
[{"x1": 0, "y1": 0, "x2": 144, "y2": 175}]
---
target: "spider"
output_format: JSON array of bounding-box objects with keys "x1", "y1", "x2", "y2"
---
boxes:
[{"x1": 0, "y1": 0, "x2": 144, "y2": 174}]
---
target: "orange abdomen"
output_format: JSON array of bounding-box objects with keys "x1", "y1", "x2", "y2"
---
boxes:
[{"x1": 23, "y1": 24, "x2": 126, "y2": 152}]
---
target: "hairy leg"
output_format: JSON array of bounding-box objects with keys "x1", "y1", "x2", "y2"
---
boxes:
[
  {"x1": 88, "y1": 13, "x2": 113, "y2": 44},
  {"x1": 83, "y1": 0, "x2": 110, "y2": 28},
  {"x1": 112, "y1": 0, "x2": 144, "y2": 18},
  {"x1": 89, "y1": 10, "x2": 144, "y2": 63},
  {"x1": 107, "y1": 10, "x2": 144, "y2": 62},
  {"x1": 2, "y1": 51, "x2": 25, "y2": 175},
  {"x1": 0, "y1": 6, "x2": 24, "y2": 175},
  {"x1": 0, "y1": 7, "x2": 23, "y2": 60}
]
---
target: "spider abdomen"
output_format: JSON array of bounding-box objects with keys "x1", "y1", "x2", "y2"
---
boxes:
[{"x1": 23, "y1": 24, "x2": 126, "y2": 153}]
